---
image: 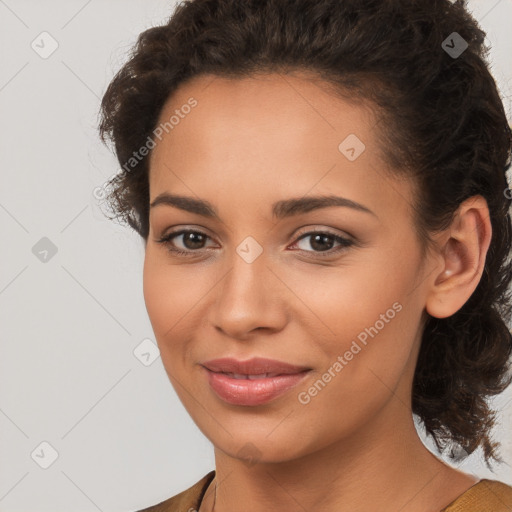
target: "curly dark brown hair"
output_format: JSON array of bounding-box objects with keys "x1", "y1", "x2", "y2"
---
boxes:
[{"x1": 98, "y1": 0, "x2": 512, "y2": 468}]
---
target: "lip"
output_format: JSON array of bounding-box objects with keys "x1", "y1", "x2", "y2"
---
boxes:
[
  {"x1": 201, "y1": 357, "x2": 311, "y2": 375},
  {"x1": 200, "y1": 357, "x2": 312, "y2": 406}
]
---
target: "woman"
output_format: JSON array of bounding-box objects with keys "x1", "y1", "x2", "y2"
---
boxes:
[{"x1": 98, "y1": 0, "x2": 512, "y2": 510}]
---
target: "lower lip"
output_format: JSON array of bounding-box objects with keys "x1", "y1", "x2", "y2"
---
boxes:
[{"x1": 203, "y1": 367, "x2": 311, "y2": 406}]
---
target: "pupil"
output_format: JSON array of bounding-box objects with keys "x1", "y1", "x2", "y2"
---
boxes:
[
  {"x1": 311, "y1": 234, "x2": 333, "y2": 252},
  {"x1": 184, "y1": 232, "x2": 204, "y2": 249}
]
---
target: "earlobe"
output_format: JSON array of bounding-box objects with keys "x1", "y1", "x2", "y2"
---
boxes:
[{"x1": 425, "y1": 196, "x2": 492, "y2": 319}]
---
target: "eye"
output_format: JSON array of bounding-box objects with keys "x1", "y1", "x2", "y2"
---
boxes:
[
  {"x1": 290, "y1": 228, "x2": 354, "y2": 258},
  {"x1": 156, "y1": 229, "x2": 217, "y2": 257}
]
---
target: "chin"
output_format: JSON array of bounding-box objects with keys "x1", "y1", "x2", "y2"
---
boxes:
[{"x1": 205, "y1": 424, "x2": 317, "y2": 464}]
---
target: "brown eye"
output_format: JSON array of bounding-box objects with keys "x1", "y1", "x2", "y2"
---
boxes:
[
  {"x1": 291, "y1": 230, "x2": 354, "y2": 257},
  {"x1": 179, "y1": 231, "x2": 208, "y2": 250},
  {"x1": 156, "y1": 229, "x2": 215, "y2": 256}
]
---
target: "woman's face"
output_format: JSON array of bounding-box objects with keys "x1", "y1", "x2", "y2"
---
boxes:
[{"x1": 143, "y1": 72, "x2": 435, "y2": 462}]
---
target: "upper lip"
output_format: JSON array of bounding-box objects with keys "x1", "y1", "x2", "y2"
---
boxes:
[{"x1": 201, "y1": 357, "x2": 311, "y2": 375}]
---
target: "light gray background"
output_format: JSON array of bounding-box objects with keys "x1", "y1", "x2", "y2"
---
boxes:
[{"x1": 0, "y1": 1, "x2": 511, "y2": 511}]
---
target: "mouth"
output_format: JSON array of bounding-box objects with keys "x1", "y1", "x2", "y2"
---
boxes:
[
  {"x1": 200, "y1": 358, "x2": 312, "y2": 406},
  {"x1": 213, "y1": 372, "x2": 295, "y2": 379},
  {"x1": 201, "y1": 356, "x2": 311, "y2": 376}
]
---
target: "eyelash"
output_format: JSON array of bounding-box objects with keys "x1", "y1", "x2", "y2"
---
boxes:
[{"x1": 156, "y1": 228, "x2": 354, "y2": 259}]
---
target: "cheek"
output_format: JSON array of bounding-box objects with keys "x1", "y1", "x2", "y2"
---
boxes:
[
  {"x1": 142, "y1": 252, "x2": 191, "y2": 359},
  {"x1": 142, "y1": 250, "x2": 218, "y2": 377},
  {"x1": 292, "y1": 250, "x2": 420, "y2": 391},
  {"x1": 290, "y1": 282, "x2": 417, "y2": 442},
  {"x1": 142, "y1": 250, "x2": 202, "y2": 332}
]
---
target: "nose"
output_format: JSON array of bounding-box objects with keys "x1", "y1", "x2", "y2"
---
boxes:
[{"x1": 207, "y1": 248, "x2": 288, "y2": 340}]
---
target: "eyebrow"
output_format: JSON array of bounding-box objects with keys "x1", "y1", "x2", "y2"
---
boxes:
[{"x1": 150, "y1": 193, "x2": 377, "y2": 219}]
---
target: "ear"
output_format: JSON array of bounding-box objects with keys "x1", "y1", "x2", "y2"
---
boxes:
[{"x1": 425, "y1": 195, "x2": 492, "y2": 319}]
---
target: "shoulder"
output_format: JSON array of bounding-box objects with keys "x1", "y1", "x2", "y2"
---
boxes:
[
  {"x1": 442, "y1": 479, "x2": 512, "y2": 511},
  {"x1": 135, "y1": 470, "x2": 216, "y2": 512}
]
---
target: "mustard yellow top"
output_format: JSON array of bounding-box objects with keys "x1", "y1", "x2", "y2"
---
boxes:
[{"x1": 136, "y1": 471, "x2": 512, "y2": 512}]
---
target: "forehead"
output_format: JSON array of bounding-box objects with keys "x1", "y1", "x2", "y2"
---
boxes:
[
  {"x1": 148, "y1": 72, "x2": 414, "y2": 222},
  {"x1": 150, "y1": 71, "x2": 378, "y2": 161}
]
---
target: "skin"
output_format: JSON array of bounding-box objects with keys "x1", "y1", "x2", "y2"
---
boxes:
[{"x1": 142, "y1": 71, "x2": 491, "y2": 512}]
